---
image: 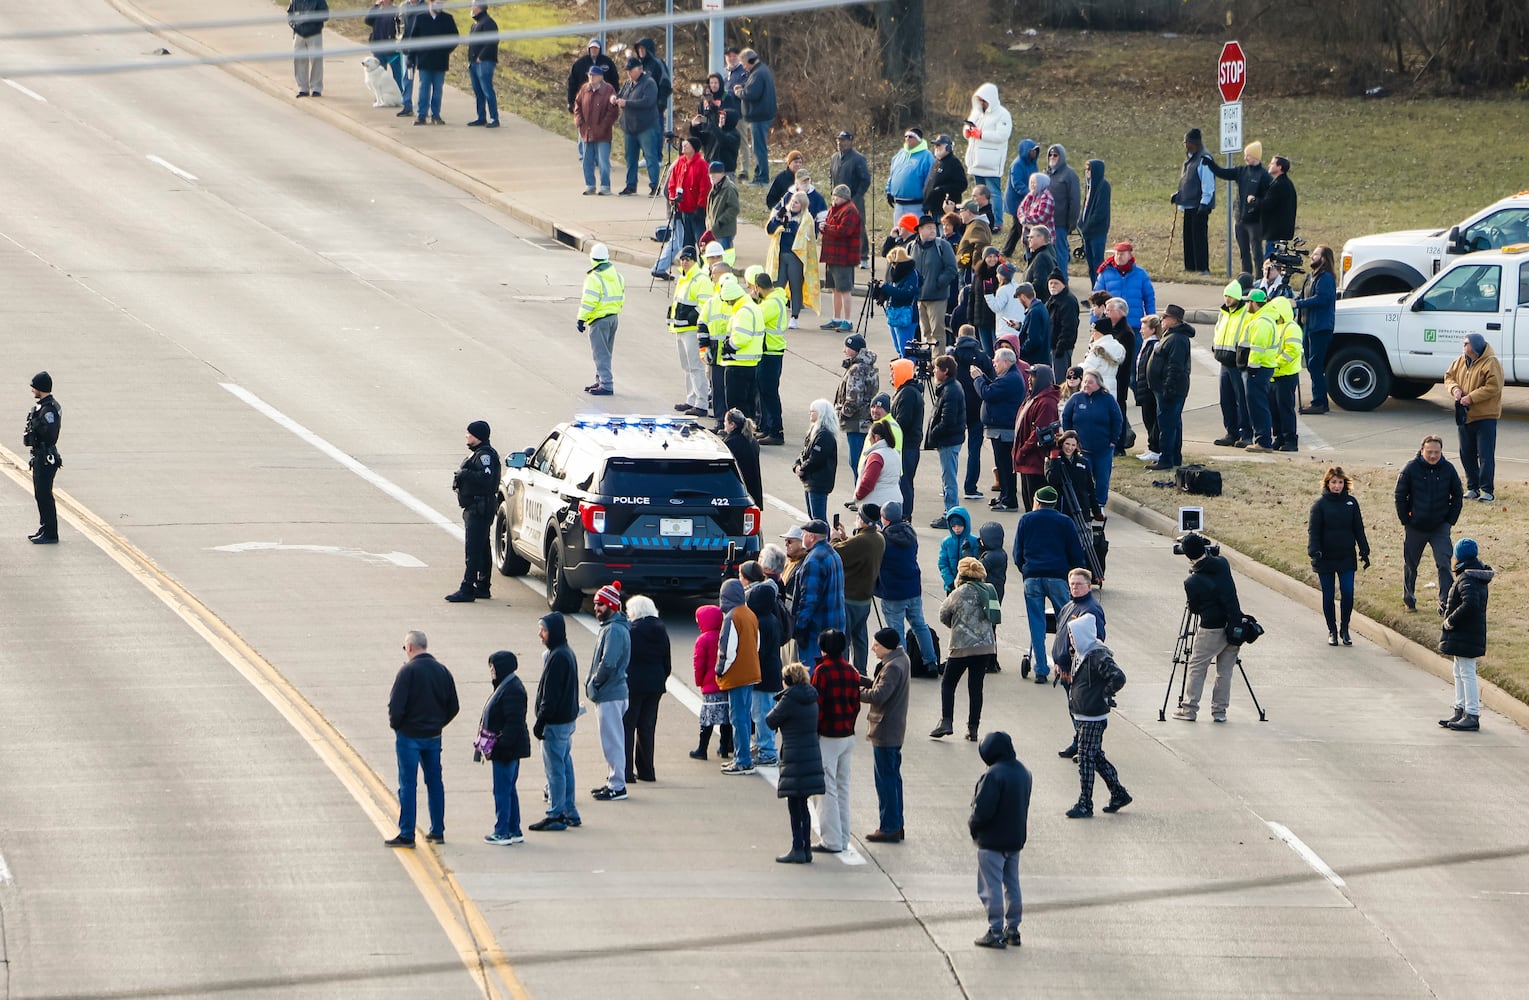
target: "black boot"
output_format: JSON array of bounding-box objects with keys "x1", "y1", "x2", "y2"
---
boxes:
[
  {"x1": 718, "y1": 728, "x2": 734, "y2": 759},
  {"x1": 1327, "y1": 630, "x2": 1338, "y2": 647},
  {"x1": 1447, "y1": 713, "x2": 1480, "y2": 732},
  {"x1": 1339, "y1": 625, "x2": 1352, "y2": 646},
  {"x1": 690, "y1": 726, "x2": 711, "y2": 760},
  {"x1": 1439, "y1": 707, "x2": 1464, "y2": 728},
  {"x1": 929, "y1": 719, "x2": 954, "y2": 738}
]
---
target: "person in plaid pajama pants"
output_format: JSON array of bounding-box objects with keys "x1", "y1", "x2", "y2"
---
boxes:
[{"x1": 1060, "y1": 613, "x2": 1130, "y2": 819}]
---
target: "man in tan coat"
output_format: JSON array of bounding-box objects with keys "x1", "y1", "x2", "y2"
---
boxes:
[
  {"x1": 1443, "y1": 332, "x2": 1503, "y2": 502},
  {"x1": 861, "y1": 628, "x2": 910, "y2": 843}
]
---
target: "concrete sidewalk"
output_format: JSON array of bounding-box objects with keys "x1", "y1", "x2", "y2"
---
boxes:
[{"x1": 108, "y1": 0, "x2": 1223, "y2": 320}]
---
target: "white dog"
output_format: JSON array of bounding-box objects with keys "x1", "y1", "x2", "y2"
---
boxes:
[{"x1": 362, "y1": 56, "x2": 403, "y2": 108}]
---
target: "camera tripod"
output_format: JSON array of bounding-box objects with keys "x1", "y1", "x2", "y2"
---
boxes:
[
  {"x1": 646, "y1": 138, "x2": 682, "y2": 292},
  {"x1": 1055, "y1": 469, "x2": 1105, "y2": 588},
  {"x1": 1158, "y1": 605, "x2": 1267, "y2": 722}
]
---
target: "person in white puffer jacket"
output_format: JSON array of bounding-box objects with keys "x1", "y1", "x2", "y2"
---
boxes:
[{"x1": 963, "y1": 83, "x2": 1012, "y2": 194}]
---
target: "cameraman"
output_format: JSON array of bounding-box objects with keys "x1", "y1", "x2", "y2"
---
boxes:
[{"x1": 1174, "y1": 532, "x2": 1243, "y2": 723}]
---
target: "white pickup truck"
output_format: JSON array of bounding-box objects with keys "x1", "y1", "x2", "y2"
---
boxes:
[
  {"x1": 1339, "y1": 192, "x2": 1529, "y2": 298},
  {"x1": 1327, "y1": 244, "x2": 1529, "y2": 410}
]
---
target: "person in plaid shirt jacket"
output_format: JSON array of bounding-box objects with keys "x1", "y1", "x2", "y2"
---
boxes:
[
  {"x1": 810, "y1": 629, "x2": 861, "y2": 854},
  {"x1": 792, "y1": 519, "x2": 847, "y2": 665}
]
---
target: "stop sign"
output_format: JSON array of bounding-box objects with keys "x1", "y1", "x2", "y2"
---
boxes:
[{"x1": 1218, "y1": 41, "x2": 1247, "y2": 103}]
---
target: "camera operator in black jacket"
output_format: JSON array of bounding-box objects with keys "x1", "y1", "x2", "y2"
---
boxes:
[{"x1": 1173, "y1": 532, "x2": 1243, "y2": 723}]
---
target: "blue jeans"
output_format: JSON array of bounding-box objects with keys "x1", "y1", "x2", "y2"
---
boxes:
[
  {"x1": 491, "y1": 758, "x2": 521, "y2": 838},
  {"x1": 1306, "y1": 328, "x2": 1332, "y2": 407},
  {"x1": 873, "y1": 745, "x2": 904, "y2": 833},
  {"x1": 718, "y1": 235, "x2": 734, "y2": 250},
  {"x1": 963, "y1": 421, "x2": 984, "y2": 493},
  {"x1": 581, "y1": 140, "x2": 612, "y2": 190},
  {"x1": 727, "y1": 685, "x2": 755, "y2": 768},
  {"x1": 845, "y1": 599, "x2": 872, "y2": 674},
  {"x1": 1023, "y1": 576, "x2": 1070, "y2": 679},
  {"x1": 1154, "y1": 390, "x2": 1185, "y2": 467},
  {"x1": 625, "y1": 127, "x2": 662, "y2": 191},
  {"x1": 880, "y1": 596, "x2": 936, "y2": 665},
  {"x1": 1244, "y1": 367, "x2": 1274, "y2": 447},
  {"x1": 804, "y1": 491, "x2": 828, "y2": 521},
  {"x1": 751, "y1": 688, "x2": 778, "y2": 760},
  {"x1": 416, "y1": 69, "x2": 445, "y2": 119},
  {"x1": 846, "y1": 432, "x2": 867, "y2": 479},
  {"x1": 1083, "y1": 448, "x2": 1112, "y2": 508},
  {"x1": 469, "y1": 61, "x2": 497, "y2": 122},
  {"x1": 540, "y1": 721, "x2": 578, "y2": 822},
  {"x1": 1083, "y1": 234, "x2": 1107, "y2": 278},
  {"x1": 395, "y1": 733, "x2": 444, "y2": 839},
  {"x1": 1458, "y1": 418, "x2": 1497, "y2": 493},
  {"x1": 1318, "y1": 569, "x2": 1355, "y2": 634},
  {"x1": 797, "y1": 630, "x2": 822, "y2": 667},
  {"x1": 1219, "y1": 363, "x2": 1251, "y2": 439},
  {"x1": 938, "y1": 444, "x2": 961, "y2": 513},
  {"x1": 977, "y1": 848, "x2": 1022, "y2": 935},
  {"x1": 748, "y1": 118, "x2": 772, "y2": 183},
  {"x1": 1054, "y1": 230, "x2": 1071, "y2": 278}
]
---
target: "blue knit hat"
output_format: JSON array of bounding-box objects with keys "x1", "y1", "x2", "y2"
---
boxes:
[{"x1": 1454, "y1": 538, "x2": 1478, "y2": 561}]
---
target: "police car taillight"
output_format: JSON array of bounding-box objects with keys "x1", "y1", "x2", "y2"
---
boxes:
[
  {"x1": 743, "y1": 506, "x2": 761, "y2": 536},
  {"x1": 580, "y1": 502, "x2": 607, "y2": 534}
]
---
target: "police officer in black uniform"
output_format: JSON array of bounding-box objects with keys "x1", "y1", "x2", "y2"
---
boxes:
[
  {"x1": 23, "y1": 371, "x2": 62, "y2": 544},
  {"x1": 447, "y1": 419, "x2": 501, "y2": 603}
]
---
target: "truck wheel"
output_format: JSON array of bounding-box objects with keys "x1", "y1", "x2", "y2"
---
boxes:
[
  {"x1": 1389, "y1": 378, "x2": 1434, "y2": 401},
  {"x1": 492, "y1": 502, "x2": 530, "y2": 577},
  {"x1": 545, "y1": 543, "x2": 583, "y2": 613},
  {"x1": 1327, "y1": 343, "x2": 1392, "y2": 412}
]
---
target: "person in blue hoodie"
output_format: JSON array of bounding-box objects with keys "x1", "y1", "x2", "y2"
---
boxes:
[
  {"x1": 886, "y1": 128, "x2": 935, "y2": 227},
  {"x1": 1012, "y1": 488, "x2": 1085, "y2": 683},
  {"x1": 1001, "y1": 139, "x2": 1041, "y2": 257},
  {"x1": 937, "y1": 505, "x2": 981, "y2": 594},
  {"x1": 1077, "y1": 159, "x2": 1112, "y2": 278}
]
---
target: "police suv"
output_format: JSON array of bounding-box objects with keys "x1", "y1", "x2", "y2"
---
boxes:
[
  {"x1": 493, "y1": 415, "x2": 762, "y2": 611},
  {"x1": 1339, "y1": 191, "x2": 1529, "y2": 298},
  {"x1": 1328, "y1": 243, "x2": 1529, "y2": 410}
]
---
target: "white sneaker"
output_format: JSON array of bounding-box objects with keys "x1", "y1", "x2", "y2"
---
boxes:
[
  {"x1": 1138, "y1": 451, "x2": 1160, "y2": 462},
  {"x1": 1479, "y1": 491, "x2": 1495, "y2": 502},
  {"x1": 788, "y1": 318, "x2": 799, "y2": 329}
]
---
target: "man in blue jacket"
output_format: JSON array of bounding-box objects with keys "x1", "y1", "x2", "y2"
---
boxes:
[
  {"x1": 886, "y1": 129, "x2": 935, "y2": 227},
  {"x1": 736, "y1": 49, "x2": 776, "y2": 185},
  {"x1": 588, "y1": 582, "x2": 632, "y2": 801},
  {"x1": 877, "y1": 502, "x2": 940, "y2": 674},
  {"x1": 1012, "y1": 487, "x2": 1085, "y2": 684},
  {"x1": 972, "y1": 349, "x2": 1027, "y2": 511},
  {"x1": 387, "y1": 630, "x2": 460, "y2": 847}
]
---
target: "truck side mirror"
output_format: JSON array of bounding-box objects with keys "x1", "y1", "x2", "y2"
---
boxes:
[
  {"x1": 506, "y1": 451, "x2": 528, "y2": 469},
  {"x1": 1447, "y1": 226, "x2": 1462, "y2": 252}
]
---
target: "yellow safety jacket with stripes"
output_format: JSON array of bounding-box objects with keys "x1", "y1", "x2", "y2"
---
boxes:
[
  {"x1": 1264, "y1": 297, "x2": 1304, "y2": 377},
  {"x1": 669, "y1": 264, "x2": 713, "y2": 333},
  {"x1": 578, "y1": 262, "x2": 625, "y2": 322},
  {"x1": 720, "y1": 300, "x2": 766, "y2": 367},
  {"x1": 1242, "y1": 307, "x2": 1281, "y2": 370},
  {"x1": 697, "y1": 294, "x2": 736, "y2": 365},
  {"x1": 761, "y1": 289, "x2": 790, "y2": 355}
]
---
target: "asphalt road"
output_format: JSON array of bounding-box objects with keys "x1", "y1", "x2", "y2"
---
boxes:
[{"x1": 2, "y1": 3, "x2": 1528, "y2": 998}]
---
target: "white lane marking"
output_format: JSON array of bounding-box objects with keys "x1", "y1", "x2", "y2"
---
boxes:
[
  {"x1": 765, "y1": 492, "x2": 809, "y2": 522},
  {"x1": 0, "y1": 847, "x2": 12, "y2": 883},
  {"x1": 224, "y1": 383, "x2": 865, "y2": 864},
  {"x1": 208, "y1": 541, "x2": 426, "y2": 568},
  {"x1": 146, "y1": 154, "x2": 198, "y2": 183},
  {"x1": 221, "y1": 383, "x2": 463, "y2": 539},
  {"x1": 3, "y1": 78, "x2": 46, "y2": 102},
  {"x1": 1267, "y1": 821, "x2": 1346, "y2": 889}
]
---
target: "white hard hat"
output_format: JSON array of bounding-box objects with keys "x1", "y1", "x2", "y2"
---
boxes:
[
  {"x1": 702, "y1": 241, "x2": 725, "y2": 258},
  {"x1": 589, "y1": 242, "x2": 610, "y2": 261}
]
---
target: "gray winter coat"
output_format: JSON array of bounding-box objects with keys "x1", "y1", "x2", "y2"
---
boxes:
[
  {"x1": 617, "y1": 72, "x2": 660, "y2": 135},
  {"x1": 913, "y1": 236, "x2": 958, "y2": 301},
  {"x1": 940, "y1": 578, "x2": 997, "y2": 656},
  {"x1": 767, "y1": 682, "x2": 826, "y2": 798},
  {"x1": 1046, "y1": 145, "x2": 1081, "y2": 233},
  {"x1": 586, "y1": 611, "x2": 631, "y2": 702}
]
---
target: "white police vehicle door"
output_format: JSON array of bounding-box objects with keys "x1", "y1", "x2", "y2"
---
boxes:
[{"x1": 519, "y1": 431, "x2": 568, "y2": 560}]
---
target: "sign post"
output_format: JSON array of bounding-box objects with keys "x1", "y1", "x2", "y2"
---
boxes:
[
  {"x1": 1218, "y1": 42, "x2": 1247, "y2": 277},
  {"x1": 704, "y1": 0, "x2": 724, "y2": 73}
]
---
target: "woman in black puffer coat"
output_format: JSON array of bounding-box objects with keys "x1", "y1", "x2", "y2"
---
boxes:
[
  {"x1": 794, "y1": 399, "x2": 840, "y2": 521},
  {"x1": 1306, "y1": 466, "x2": 1371, "y2": 647},
  {"x1": 623, "y1": 595, "x2": 671, "y2": 784},
  {"x1": 1438, "y1": 538, "x2": 1493, "y2": 732},
  {"x1": 481, "y1": 651, "x2": 531, "y2": 844},
  {"x1": 766, "y1": 663, "x2": 826, "y2": 864}
]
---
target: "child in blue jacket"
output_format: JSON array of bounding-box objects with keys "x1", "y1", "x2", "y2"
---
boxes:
[{"x1": 938, "y1": 505, "x2": 981, "y2": 593}]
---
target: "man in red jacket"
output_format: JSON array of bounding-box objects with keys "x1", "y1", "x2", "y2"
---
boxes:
[
  {"x1": 819, "y1": 184, "x2": 864, "y2": 332},
  {"x1": 653, "y1": 137, "x2": 713, "y2": 279}
]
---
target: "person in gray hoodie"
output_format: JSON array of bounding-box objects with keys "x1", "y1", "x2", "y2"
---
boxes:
[
  {"x1": 1045, "y1": 144, "x2": 1081, "y2": 277},
  {"x1": 588, "y1": 581, "x2": 632, "y2": 801},
  {"x1": 1061, "y1": 614, "x2": 1130, "y2": 818}
]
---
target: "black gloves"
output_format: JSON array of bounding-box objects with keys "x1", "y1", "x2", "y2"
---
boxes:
[
  {"x1": 533, "y1": 720, "x2": 546, "y2": 741},
  {"x1": 576, "y1": 319, "x2": 587, "y2": 333},
  {"x1": 885, "y1": 192, "x2": 896, "y2": 208},
  {"x1": 1361, "y1": 554, "x2": 1371, "y2": 570}
]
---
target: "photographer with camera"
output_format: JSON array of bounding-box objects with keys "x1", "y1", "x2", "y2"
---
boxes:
[
  {"x1": 1173, "y1": 532, "x2": 1243, "y2": 723},
  {"x1": 881, "y1": 246, "x2": 921, "y2": 357},
  {"x1": 690, "y1": 73, "x2": 741, "y2": 175}
]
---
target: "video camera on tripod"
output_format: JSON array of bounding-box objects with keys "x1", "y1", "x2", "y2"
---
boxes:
[
  {"x1": 1266, "y1": 237, "x2": 1309, "y2": 281},
  {"x1": 902, "y1": 338, "x2": 937, "y2": 381}
]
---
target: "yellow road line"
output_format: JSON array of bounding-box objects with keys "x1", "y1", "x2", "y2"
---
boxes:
[{"x1": 0, "y1": 444, "x2": 532, "y2": 1000}]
